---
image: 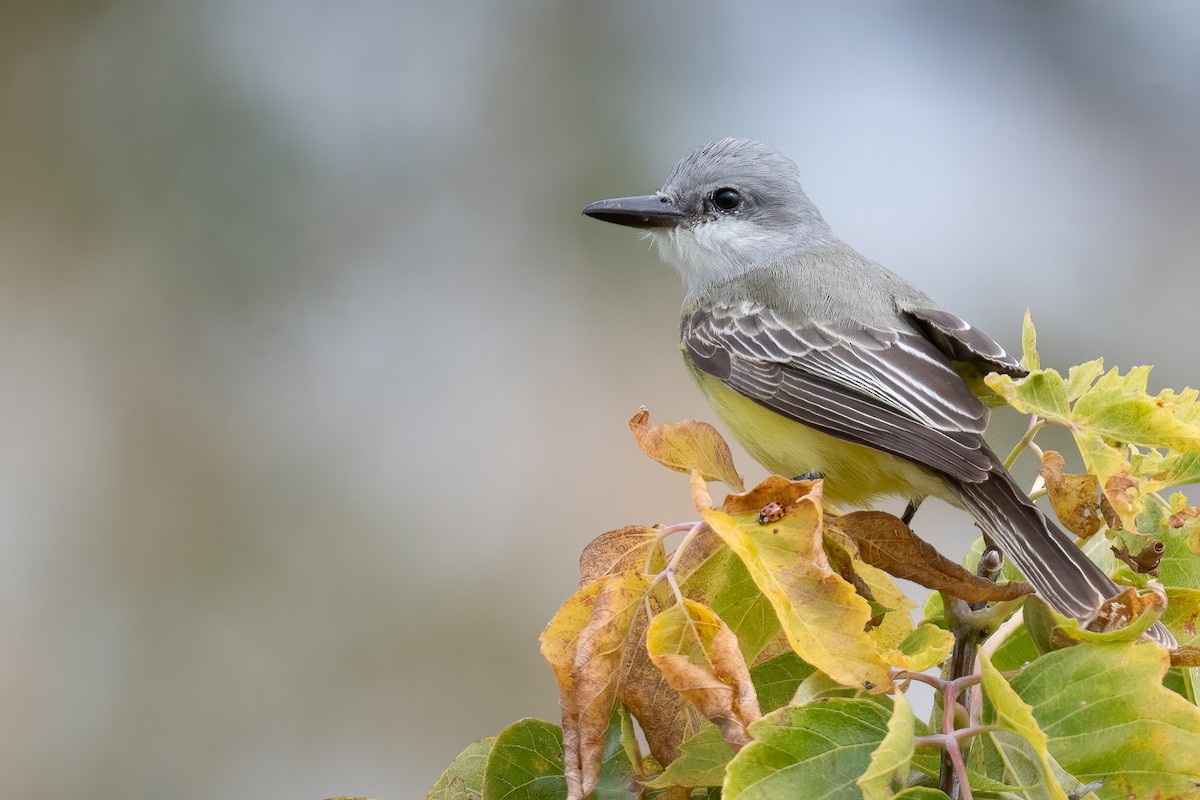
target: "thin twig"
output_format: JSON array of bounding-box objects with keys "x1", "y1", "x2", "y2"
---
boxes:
[{"x1": 938, "y1": 545, "x2": 1004, "y2": 797}]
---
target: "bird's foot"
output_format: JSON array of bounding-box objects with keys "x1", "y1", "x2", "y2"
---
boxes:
[{"x1": 792, "y1": 471, "x2": 824, "y2": 482}]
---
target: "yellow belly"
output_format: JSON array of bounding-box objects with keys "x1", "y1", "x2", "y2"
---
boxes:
[{"x1": 691, "y1": 369, "x2": 950, "y2": 508}]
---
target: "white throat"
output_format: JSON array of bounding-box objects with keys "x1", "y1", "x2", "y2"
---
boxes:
[
  {"x1": 648, "y1": 218, "x2": 821, "y2": 295},
  {"x1": 648, "y1": 221, "x2": 772, "y2": 293}
]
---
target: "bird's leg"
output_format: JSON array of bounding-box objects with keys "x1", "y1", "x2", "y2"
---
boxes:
[
  {"x1": 900, "y1": 498, "x2": 924, "y2": 526},
  {"x1": 791, "y1": 471, "x2": 824, "y2": 482}
]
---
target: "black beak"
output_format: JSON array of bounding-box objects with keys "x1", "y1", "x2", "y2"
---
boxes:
[{"x1": 582, "y1": 194, "x2": 689, "y2": 229}]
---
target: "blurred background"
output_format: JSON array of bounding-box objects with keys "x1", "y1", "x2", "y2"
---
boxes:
[{"x1": 3, "y1": 2, "x2": 1199, "y2": 797}]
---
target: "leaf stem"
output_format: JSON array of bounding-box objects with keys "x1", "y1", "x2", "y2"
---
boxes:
[
  {"x1": 1003, "y1": 416, "x2": 1046, "y2": 470},
  {"x1": 646, "y1": 522, "x2": 700, "y2": 575},
  {"x1": 664, "y1": 571, "x2": 687, "y2": 609},
  {"x1": 664, "y1": 521, "x2": 706, "y2": 574},
  {"x1": 1148, "y1": 491, "x2": 1172, "y2": 510}
]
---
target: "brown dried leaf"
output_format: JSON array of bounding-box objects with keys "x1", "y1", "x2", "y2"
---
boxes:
[
  {"x1": 1169, "y1": 645, "x2": 1200, "y2": 668},
  {"x1": 1099, "y1": 492, "x2": 1123, "y2": 531},
  {"x1": 1103, "y1": 472, "x2": 1140, "y2": 530},
  {"x1": 828, "y1": 510, "x2": 1032, "y2": 603},
  {"x1": 1086, "y1": 585, "x2": 1166, "y2": 634},
  {"x1": 629, "y1": 408, "x2": 744, "y2": 490},
  {"x1": 539, "y1": 572, "x2": 652, "y2": 800},
  {"x1": 1169, "y1": 504, "x2": 1200, "y2": 529},
  {"x1": 719, "y1": 474, "x2": 821, "y2": 514},
  {"x1": 579, "y1": 526, "x2": 665, "y2": 586},
  {"x1": 1111, "y1": 536, "x2": 1166, "y2": 576},
  {"x1": 1038, "y1": 450, "x2": 1103, "y2": 538},
  {"x1": 616, "y1": 595, "x2": 704, "y2": 769},
  {"x1": 647, "y1": 600, "x2": 761, "y2": 749}
]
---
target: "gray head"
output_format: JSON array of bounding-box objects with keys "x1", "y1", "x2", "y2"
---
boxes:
[{"x1": 583, "y1": 138, "x2": 834, "y2": 294}]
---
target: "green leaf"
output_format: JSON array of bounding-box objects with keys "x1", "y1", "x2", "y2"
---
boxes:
[
  {"x1": 427, "y1": 737, "x2": 495, "y2": 800},
  {"x1": 594, "y1": 705, "x2": 642, "y2": 800},
  {"x1": 1163, "y1": 666, "x2": 1200, "y2": 702},
  {"x1": 1163, "y1": 587, "x2": 1200, "y2": 647},
  {"x1": 1160, "y1": 529, "x2": 1200, "y2": 589},
  {"x1": 1073, "y1": 391, "x2": 1200, "y2": 452},
  {"x1": 892, "y1": 790, "x2": 951, "y2": 800},
  {"x1": 479, "y1": 711, "x2": 640, "y2": 800},
  {"x1": 857, "y1": 691, "x2": 915, "y2": 800},
  {"x1": 1010, "y1": 642, "x2": 1200, "y2": 798},
  {"x1": 920, "y1": 590, "x2": 945, "y2": 625},
  {"x1": 1157, "y1": 451, "x2": 1200, "y2": 487},
  {"x1": 974, "y1": 730, "x2": 1077, "y2": 800},
  {"x1": 482, "y1": 719, "x2": 567, "y2": 800},
  {"x1": 643, "y1": 724, "x2": 731, "y2": 790},
  {"x1": 908, "y1": 748, "x2": 1015, "y2": 794},
  {"x1": 748, "y1": 652, "x2": 814, "y2": 714},
  {"x1": 989, "y1": 622, "x2": 1038, "y2": 672},
  {"x1": 986, "y1": 369, "x2": 1071, "y2": 423},
  {"x1": 980, "y1": 651, "x2": 1068, "y2": 799},
  {"x1": 723, "y1": 699, "x2": 891, "y2": 800},
  {"x1": 791, "y1": 670, "x2": 881, "y2": 706}
]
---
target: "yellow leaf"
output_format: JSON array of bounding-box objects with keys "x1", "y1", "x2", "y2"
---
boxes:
[
  {"x1": 1020, "y1": 308, "x2": 1039, "y2": 371},
  {"x1": 1037, "y1": 450, "x2": 1103, "y2": 538},
  {"x1": 853, "y1": 560, "x2": 916, "y2": 650},
  {"x1": 1065, "y1": 358, "x2": 1105, "y2": 402},
  {"x1": 881, "y1": 623, "x2": 954, "y2": 673},
  {"x1": 629, "y1": 408, "x2": 744, "y2": 490},
  {"x1": 701, "y1": 479, "x2": 893, "y2": 691},
  {"x1": 647, "y1": 599, "x2": 761, "y2": 749},
  {"x1": 539, "y1": 572, "x2": 652, "y2": 800}
]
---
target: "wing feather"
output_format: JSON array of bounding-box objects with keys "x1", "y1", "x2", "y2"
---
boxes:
[
  {"x1": 904, "y1": 306, "x2": 1026, "y2": 378},
  {"x1": 685, "y1": 301, "x2": 994, "y2": 483}
]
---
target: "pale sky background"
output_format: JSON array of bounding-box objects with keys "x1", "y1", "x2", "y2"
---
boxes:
[{"x1": 3, "y1": 3, "x2": 1200, "y2": 798}]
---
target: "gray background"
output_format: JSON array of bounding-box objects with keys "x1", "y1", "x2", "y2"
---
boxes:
[{"x1": 3, "y1": 2, "x2": 1199, "y2": 798}]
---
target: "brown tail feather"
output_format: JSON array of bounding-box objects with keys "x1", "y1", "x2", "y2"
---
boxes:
[{"x1": 943, "y1": 447, "x2": 1176, "y2": 648}]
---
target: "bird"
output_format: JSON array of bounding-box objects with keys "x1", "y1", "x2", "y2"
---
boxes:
[{"x1": 582, "y1": 137, "x2": 1174, "y2": 648}]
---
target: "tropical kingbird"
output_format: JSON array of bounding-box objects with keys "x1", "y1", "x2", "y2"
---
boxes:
[{"x1": 583, "y1": 137, "x2": 1173, "y2": 647}]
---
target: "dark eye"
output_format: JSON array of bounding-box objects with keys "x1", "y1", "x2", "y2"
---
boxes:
[{"x1": 712, "y1": 188, "x2": 742, "y2": 211}]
